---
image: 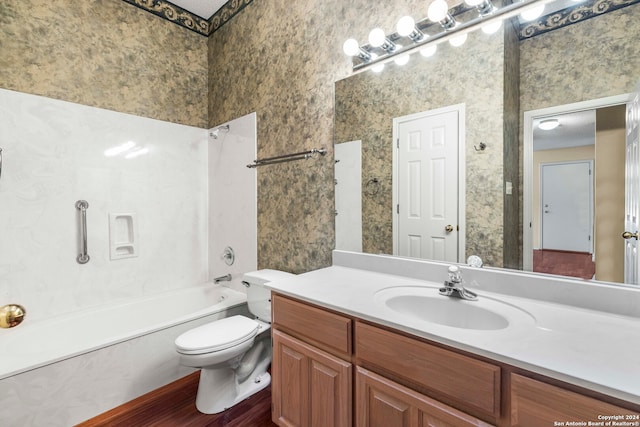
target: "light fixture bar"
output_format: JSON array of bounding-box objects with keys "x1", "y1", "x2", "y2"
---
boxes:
[
  {"x1": 352, "y1": 0, "x2": 555, "y2": 72},
  {"x1": 470, "y1": 0, "x2": 496, "y2": 16}
]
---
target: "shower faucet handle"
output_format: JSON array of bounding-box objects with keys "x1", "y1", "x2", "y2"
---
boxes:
[{"x1": 221, "y1": 246, "x2": 235, "y2": 265}]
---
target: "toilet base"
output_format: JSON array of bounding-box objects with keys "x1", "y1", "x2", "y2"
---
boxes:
[
  {"x1": 195, "y1": 369, "x2": 272, "y2": 414},
  {"x1": 194, "y1": 339, "x2": 273, "y2": 414}
]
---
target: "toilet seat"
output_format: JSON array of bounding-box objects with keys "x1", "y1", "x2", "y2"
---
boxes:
[{"x1": 175, "y1": 315, "x2": 260, "y2": 355}]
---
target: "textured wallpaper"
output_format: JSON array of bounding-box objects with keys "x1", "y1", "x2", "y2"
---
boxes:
[
  {"x1": 208, "y1": 0, "x2": 346, "y2": 272},
  {"x1": 503, "y1": 20, "x2": 521, "y2": 269},
  {"x1": 206, "y1": 1, "x2": 338, "y2": 272},
  {"x1": 520, "y1": 4, "x2": 640, "y2": 113},
  {"x1": 207, "y1": 0, "x2": 512, "y2": 271},
  {"x1": 4, "y1": 0, "x2": 635, "y2": 274},
  {"x1": 0, "y1": 0, "x2": 208, "y2": 127}
]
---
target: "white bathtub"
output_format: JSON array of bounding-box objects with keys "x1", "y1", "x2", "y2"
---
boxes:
[{"x1": 0, "y1": 284, "x2": 250, "y2": 426}]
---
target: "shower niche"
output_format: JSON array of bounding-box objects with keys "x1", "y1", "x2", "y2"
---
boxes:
[{"x1": 109, "y1": 213, "x2": 138, "y2": 260}]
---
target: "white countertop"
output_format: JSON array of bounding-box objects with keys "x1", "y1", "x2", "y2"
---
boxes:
[{"x1": 266, "y1": 263, "x2": 640, "y2": 405}]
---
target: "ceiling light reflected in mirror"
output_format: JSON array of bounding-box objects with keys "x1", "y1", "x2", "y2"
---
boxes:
[{"x1": 538, "y1": 119, "x2": 560, "y2": 130}]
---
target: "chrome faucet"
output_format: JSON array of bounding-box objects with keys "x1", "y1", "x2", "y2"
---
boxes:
[
  {"x1": 439, "y1": 265, "x2": 478, "y2": 301},
  {"x1": 213, "y1": 273, "x2": 232, "y2": 284}
]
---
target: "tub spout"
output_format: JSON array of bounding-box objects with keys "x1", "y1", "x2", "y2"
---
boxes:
[{"x1": 213, "y1": 274, "x2": 232, "y2": 284}]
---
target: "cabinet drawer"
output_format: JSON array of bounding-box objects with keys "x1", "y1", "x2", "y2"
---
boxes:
[
  {"x1": 272, "y1": 294, "x2": 352, "y2": 358},
  {"x1": 511, "y1": 374, "x2": 640, "y2": 425},
  {"x1": 355, "y1": 321, "x2": 500, "y2": 419}
]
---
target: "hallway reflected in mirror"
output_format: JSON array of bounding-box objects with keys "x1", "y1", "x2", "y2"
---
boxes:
[{"x1": 533, "y1": 249, "x2": 595, "y2": 280}]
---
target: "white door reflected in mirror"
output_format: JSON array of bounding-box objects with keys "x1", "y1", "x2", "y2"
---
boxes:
[{"x1": 393, "y1": 105, "x2": 465, "y2": 263}]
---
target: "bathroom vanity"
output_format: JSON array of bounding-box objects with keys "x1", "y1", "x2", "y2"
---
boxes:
[{"x1": 267, "y1": 251, "x2": 640, "y2": 427}]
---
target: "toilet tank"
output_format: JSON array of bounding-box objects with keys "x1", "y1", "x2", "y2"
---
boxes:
[{"x1": 242, "y1": 269, "x2": 295, "y2": 322}]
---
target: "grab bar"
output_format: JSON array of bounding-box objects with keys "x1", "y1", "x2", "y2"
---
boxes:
[
  {"x1": 246, "y1": 148, "x2": 326, "y2": 168},
  {"x1": 75, "y1": 200, "x2": 90, "y2": 264},
  {"x1": 0, "y1": 147, "x2": 3, "y2": 181}
]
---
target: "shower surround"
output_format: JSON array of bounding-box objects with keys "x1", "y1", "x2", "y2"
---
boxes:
[
  {"x1": 0, "y1": 88, "x2": 259, "y2": 425},
  {"x1": 0, "y1": 88, "x2": 209, "y2": 321}
]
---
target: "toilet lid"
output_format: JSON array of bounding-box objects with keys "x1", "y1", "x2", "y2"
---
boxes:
[{"x1": 175, "y1": 315, "x2": 260, "y2": 355}]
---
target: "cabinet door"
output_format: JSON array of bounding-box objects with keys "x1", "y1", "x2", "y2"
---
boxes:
[
  {"x1": 511, "y1": 374, "x2": 640, "y2": 426},
  {"x1": 272, "y1": 329, "x2": 352, "y2": 427},
  {"x1": 356, "y1": 367, "x2": 494, "y2": 427}
]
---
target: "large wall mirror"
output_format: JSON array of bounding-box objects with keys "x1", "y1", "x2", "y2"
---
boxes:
[{"x1": 334, "y1": 0, "x2": 640, "y2": 285}]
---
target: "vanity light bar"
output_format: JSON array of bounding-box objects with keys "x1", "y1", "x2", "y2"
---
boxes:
[{"x1": 347, "y1": 0, "x2": 556, "y2": 73}]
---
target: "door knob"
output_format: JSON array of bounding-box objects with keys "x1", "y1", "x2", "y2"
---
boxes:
[
  {"x1": 622, "y1": 231, "x2": 639, "y2": 240},
  {"x1": 445, "y1": 225, "x2": 454, "y2": 233}
]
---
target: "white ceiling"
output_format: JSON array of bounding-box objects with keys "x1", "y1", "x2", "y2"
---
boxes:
[{"x1": 169, "y1": 0, "x2": 228, "y2": 19}]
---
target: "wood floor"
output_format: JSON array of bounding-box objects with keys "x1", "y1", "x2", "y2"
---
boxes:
[
  {"x1": 77, "y1": 372, "x2": 278, "y2": 427},
  {"x1": 533, "y1": 249, "x2": 595, "y2": 280}
]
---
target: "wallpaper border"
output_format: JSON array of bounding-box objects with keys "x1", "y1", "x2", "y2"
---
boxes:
[
  {"x1": 122, "y1": 0, "x2": 635, "y2": 39},
  {"x1": 519, "y1": 0, "x2": 640, "y2": 39},
  {"x1": 209, "y1": 0, "x2": 254, "y2": 34},
  {"x1": 121, "y1": 0, "x2": 254, "y2": 36}
]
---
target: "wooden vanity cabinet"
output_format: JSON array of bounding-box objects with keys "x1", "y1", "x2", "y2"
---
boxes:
[{"x1": 271, "y1": 293, "x2": 640, "y2": 427}]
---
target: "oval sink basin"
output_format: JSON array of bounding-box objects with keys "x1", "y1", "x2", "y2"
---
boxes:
[{"x1": 374, "y1": 286, "x2": 534, "y2": 331}]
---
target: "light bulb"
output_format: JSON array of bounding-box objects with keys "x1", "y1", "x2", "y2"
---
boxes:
[
  {"x1": 520, "y1": 4, "x2": 544, "y2": 21},
  {"x1": 481, "y1": 19, "x2": 502, "y2": 34},
  {"x1": 394, "y1": 54, "x2": 410, "y2": 66},
  {"x1": 368, "y1": 28, "x2": 387, "y2": 47},
  {"x1": 420, "y1": 44, "x2": 437, "y2": 57},
  {"x1": 343, "y1": 39, "x2": 360, "y2": 57},
  {"x1": 428, "y1": 0, "x2": 450, "y2": 22},
  {"x1": 449, "y1": 32, "x2": 467, "y2": 47},
  {"x1": 396, "y1": 16, "x2": 416, "y2": 37},
  {"x1": 369, "y1": 53, "x2": 384, "y2": 73},
  {"x1": 464, "y1": 0, "x2": 484, "y2": 6}
]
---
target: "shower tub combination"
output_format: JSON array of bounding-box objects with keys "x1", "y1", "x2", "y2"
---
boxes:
[
  {"x1": 0, "y1": 283, "x2": 249, "y2": 427},
  {"x1": 0, "y1": 88, "x2": 259, "y2": 427}
]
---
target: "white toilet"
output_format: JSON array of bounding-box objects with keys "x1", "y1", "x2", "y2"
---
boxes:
[{"x1": 175, "y1": 269, "x2": 295, "y2": 414}]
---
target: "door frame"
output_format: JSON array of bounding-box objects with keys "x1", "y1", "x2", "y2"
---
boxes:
[
  {"x1": 392, "y1": 103, "x2": 466, "y2": 262},
  {"x1": 539, "y1": 160, "x2": 594, "y2": 253},
  {"x1": 523, "y1": 94, "x2": 630, "y2": 271}
]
